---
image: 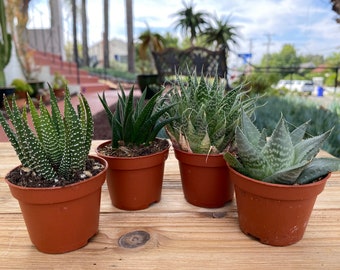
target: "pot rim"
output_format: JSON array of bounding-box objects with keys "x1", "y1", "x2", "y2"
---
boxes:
[
  {"x1": 173, "y1": 146, "x2": 224, "y2": 157},
  {"x1": 227, "y1": 164, "x2": 330, "y2": 200}
]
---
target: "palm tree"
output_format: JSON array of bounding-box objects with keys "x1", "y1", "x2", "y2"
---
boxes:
[
  {"x1": 202, "y1": 15, "x2": 239, "y2": 51},
  {"x1": 137, "y1": 27, "x2": 165, "y2": 74},
  {"x1": 71, "y1": 0, "x2": 80, "y2": 83},
  {"x1": 81, "y1": 0, "x2": 89, "y2": 66},
  {"x1": 172, "y1": 1, "x2": 209, "y2": 46},
  {"x1": 126, "y1": 0, "x2": 134, "y2": 73},
  {"x1": 103, "y1": 0, "x2": 109, "y2": 68}
]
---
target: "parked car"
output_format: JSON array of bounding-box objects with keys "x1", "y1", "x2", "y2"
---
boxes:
[{"x1": 275, "y1": 80, "x2": 314, "y2": 94}]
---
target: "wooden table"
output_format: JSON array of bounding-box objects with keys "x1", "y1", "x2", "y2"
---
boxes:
[{"x1": 0, "y1": 140, "x2": 339, "y2": 269}]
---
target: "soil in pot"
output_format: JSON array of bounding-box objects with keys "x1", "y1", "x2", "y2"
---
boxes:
[{"x1": 228, "y1": 165, "x2": 330, "y2": 246}]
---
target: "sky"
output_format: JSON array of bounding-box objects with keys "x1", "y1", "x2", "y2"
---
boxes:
[{"x1": 28, "y1": 0, "x2": 340, "y2": 65}]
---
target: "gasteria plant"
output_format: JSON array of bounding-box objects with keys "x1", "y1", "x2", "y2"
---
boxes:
[
  {"x1": 0, "y1": 87, "x2": 93, "y2": 184},
  {"x1": 162, "y1": 72, "x2": 258, "y2": 154},
  {"x1": 224, "y1": 111, "x2": 340, "y2": 185},
  {"x1": 98, "y1": 84, "x2": 177, "y2": 149}
]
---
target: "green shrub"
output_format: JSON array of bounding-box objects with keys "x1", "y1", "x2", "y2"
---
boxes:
[{"x1": 254, "y1": 95, "x2": 340, "y2": 158}]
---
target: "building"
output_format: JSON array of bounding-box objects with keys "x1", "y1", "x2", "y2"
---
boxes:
[{"x1": 88, "y1": 39, "x2": 128, "y2": 68}]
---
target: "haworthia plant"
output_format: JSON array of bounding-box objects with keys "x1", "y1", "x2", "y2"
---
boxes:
[
  {"x1": 98, "y1": 84, "x2": 177, "y2": 148},
  {"x1": 224, "y1": 111, "x2": 340, "y2": 185},
  {"x1": 162, "y1": 71, "x2": 258, "y2": 154},
  {"x1": 0, "y1": 87, "x2": 93, "y2": 183}
]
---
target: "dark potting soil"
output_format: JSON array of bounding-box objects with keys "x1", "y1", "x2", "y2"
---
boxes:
[
  {"x1": 97, "y1": 139, "x2": 169, "y2": 157},
  {"x1": 6, "y1": 158, "x2": 105, "y2": 188}
]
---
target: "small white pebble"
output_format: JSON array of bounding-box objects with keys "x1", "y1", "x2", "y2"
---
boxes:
[
  {"x1": 21, "y1": 167, "x2": 31, "y2": 173},
  {"x1": 93, "y1": 165, "x2": 102, "y2": 170},
  {"x1": 84, "y1": 171, "x2": 93, "y2": 177}
]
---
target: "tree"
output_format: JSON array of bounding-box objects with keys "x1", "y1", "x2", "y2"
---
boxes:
[
  {"x1": 71, "y1": 0, "x2": 81, "y2": 84},
  {"x1": 172, "y1": 1, "x2": 209, "y2": 46},
  {"x1": 260, "y1": 44, "x2": 300, "y2": 77},
  {"x1": 331, "y1": 0, "x2": 340, "y2": 23},
  {"x1": 137, "y1": 27, "x2": 165, "y2": 74},
  {"x1": 126, "y1": 0, "x2": 134, "y2": 73},
  {"x1": 81, "y1": 0, "x2": 89, "y2": 66},
  {"x1": 163, "y1": 32, "x2": 179, "y2": 48},
  {"x1": 202, "y1": 15, "x2": 239, "y2": 51},
  {"x1": 103, "y1": 0, "x2": 109, "y2": 68}
]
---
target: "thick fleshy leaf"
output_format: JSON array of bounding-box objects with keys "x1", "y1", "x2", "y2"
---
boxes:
[
  {"x1": 262, "y1": 116, "x2": 294, "y2": 172},
  {"x1": 296, "y1": 158, "x2": 340, "y2": 184}
]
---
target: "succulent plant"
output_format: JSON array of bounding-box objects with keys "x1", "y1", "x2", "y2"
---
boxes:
[
  {"x1": 224, "y1": 111, "x2": 340, "y2": 185},
  {"x1": 162, "y1": 71, "x2": 258, "y2": 154},
  {"x1": 0, "y1": 86, "x2": 94, "y2": 184},
  {"x1": 98, "y1": 84, "x2": 177, "y2": 148}
]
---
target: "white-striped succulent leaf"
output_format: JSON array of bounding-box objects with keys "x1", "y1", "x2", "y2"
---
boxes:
[{"x1": 226, "y1": 111, "x2": 340, "y2": 185}]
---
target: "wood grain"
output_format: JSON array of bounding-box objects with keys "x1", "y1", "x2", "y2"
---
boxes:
[{"x1": 0, "y1": 141, "x2": 339, "y2": 269}]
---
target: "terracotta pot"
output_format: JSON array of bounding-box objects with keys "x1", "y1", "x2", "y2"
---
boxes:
[
  {"x1": 137, "y1": 74, "x2": 162, "y2": 99},
  {"x1": 53, "y1": 88, "x2": 65, "y2": 98},
  {"x1": 228, "y1": 165, "x2": 330, "y2": 246},
  {"x1": 174, "y1": 148, "x2": 234, "y2": 208},
  {"x1": 96, "y1": 140, "x2": 169, "y2": 210},
  {"x1": 5, "y1": 155, "x2": 108, "y2": 254}
]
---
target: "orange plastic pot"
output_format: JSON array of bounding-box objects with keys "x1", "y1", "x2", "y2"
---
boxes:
[
  {"x1": 174, "y1": 148, "x2": 234, "y2": 208},
  {"x1": 96, "y1": 140, "x2": 169, "y2": 210},
  {"x1": 5, "y1": 155, "x2": 108, "y2": 254},
  {"x1": 228, "y1": 165, "x2": 330, "y2": 246}
]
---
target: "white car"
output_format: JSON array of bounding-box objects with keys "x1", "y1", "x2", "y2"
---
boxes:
[{"x1": 275, "y1": 80, "x2": 314, "y2": 94}]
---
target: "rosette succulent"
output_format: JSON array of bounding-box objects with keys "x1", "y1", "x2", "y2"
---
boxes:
[
  {"x1": 224, "y1": 111, "x2": 340, "y2": 185},
  {"x1": 162, "y1": 71, "x2": 257, "y2": 154}
]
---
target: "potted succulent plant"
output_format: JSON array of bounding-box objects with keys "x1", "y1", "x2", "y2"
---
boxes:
[
  {"x1": 161, "y1": 72, "x2": 258, "y2": 208},
  {"x1": 52, "y1": 72, "x2": 68, "y2": 98},
  {"x1": 11, "y1": 78, "x2": 34, "y2": 98},
  {"x1": 136, "y1": 27, "x2": 165, "y2": 99},
  {"x1": 96, "y1": 84, "x2": 176, "y2": 210},
  {"x1": 224, "y1": 111, "x2": 340, "y2": 246},
  {"x1": 0, "y1": 86, "x2": 108, "y2": 253}
]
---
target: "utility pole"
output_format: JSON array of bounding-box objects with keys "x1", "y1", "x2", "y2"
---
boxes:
[
  {"x1": 264, "y1": 33, "x2": 273, "y2": 71},
  {"x1": 248, "y1": 38, "x2": 253, "y2": 66}
]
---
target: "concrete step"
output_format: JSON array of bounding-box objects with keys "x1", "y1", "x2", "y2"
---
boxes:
[
  {"x1": 49, "y1": 65, "x2": 89, "y2": 76},
  {"x1": 80, "y1": 83, "x2": 110, "y2": 93},
  {"x1": 65, "y1": 74, "x2": 99, "y2": 84}
]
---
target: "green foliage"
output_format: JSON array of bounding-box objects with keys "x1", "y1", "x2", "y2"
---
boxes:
[
  {"x1": 137, "y1": 27, "x2": 165, "y2": 74},
  {"x1": 261, "y1": 44, "x2": 300, "y2": 71},
  {"x1": 224, "y1": 112, "x2": 340, "y2": 185},
  {"x1": 0, "y1": 87, "x2": 94, "y2": 183},
  {"x1": 202, "y1": 14, "x2": 239, "y2": 50},
  {"x1": 98, "y1": 84, "x2": 177, "y2": 148},
  {"x1": 52, "y1": 72, "x2": 68, "y2": 89},
  {"x1": 85, "y1": 67, "x2": 136, "y2": 82},
  {"x1": 233, "y1": 72, "x2": 277, "y2": 95},
  {"x1": 11, "y1": 78, "x2": 34, "y2": 95},
  {"x1": 172, "y1": 1, "x2": 209, "y2": 46},
  {"x1": 254, "y1": 95, "x2": 340, "y2": 158},
  {"x1": 162, "y1": 71, "x2": 258, "y2": 154},
  {"x1": 0, "y1": 0, "x2": 12, "y2": 87}
]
